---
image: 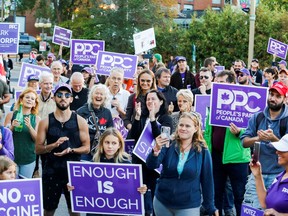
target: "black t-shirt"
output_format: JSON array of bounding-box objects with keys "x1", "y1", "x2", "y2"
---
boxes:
[{"x1": 70, "y1": 88, "x2": 89, "y2": 111}]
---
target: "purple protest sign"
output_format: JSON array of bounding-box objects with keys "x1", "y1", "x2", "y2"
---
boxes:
[
  {"x1": 0, "y1": 179, "x2": 43, "y2": 215},
  {"x1": 195, "y1": 95, "x2": 211, "y2": 130},
  {"x1": 18, "y1": 63, "x2": 51, "y2": 88},
  {"x1": 52, "y1": 26, "x2": 72, "y2": 47},
  {"x1": 267, "y1": 37, "x2": 288, "y2": 59},
  {"x1": 241, "y1": 204, "x2": 264, "y2": 216},
  {"x1": 95, "y1": 51, "x2": 138, "y2": 79},
  {"x1": 214, "y1": 66, "x2": 225, "y2": 74},
  {"x1": 0, "y1": 23, "x2": 19, "y2": 54},
  {"x1": 125, "y1": 139, "x2": 135, "y2": 156},
  {"x1": 210, "y1": 83, "x2": 268, "y2": 128},
  {"x1": 70, "y1": 39, "x2": 105, "y2": 65},
  {"x1": 113, "y1": 117, "x2": 128, "y2": 139},
  {"x1": 68, "y1": 162, "x2": 144, "y2": 215},
  {"x1": 133, "y1": 122, "x2": 162, "y2": 174}
]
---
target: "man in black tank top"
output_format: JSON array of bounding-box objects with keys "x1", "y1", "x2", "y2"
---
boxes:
[{"x1": 36, "y1": 83, "x2": 90, "y2": 216}]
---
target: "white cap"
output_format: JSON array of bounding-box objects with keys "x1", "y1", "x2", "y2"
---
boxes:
[{"x1": 271, "y1": 134, "x2": 288, "y2": 152}]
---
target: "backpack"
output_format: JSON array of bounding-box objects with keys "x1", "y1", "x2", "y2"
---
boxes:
[{"x1": 255, "y1": 112, "x2": 288, "y2": 138}]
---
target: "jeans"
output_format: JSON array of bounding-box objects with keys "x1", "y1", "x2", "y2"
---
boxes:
[
  {"x1": 223, "y1": 179, "x2": 234, "y2": 211},
  {"x1": 153, "y1": 197, "x2": 200, "y2": 216},
  {"x1": 212, "y1": 151, "x2": 248, "y2": 216},
  {"x1": 243, "y1": 173, "x2": 278, "y2": 209},
  {"x1": 17, "y1": 161, "x2": 36, "y2": 178}
]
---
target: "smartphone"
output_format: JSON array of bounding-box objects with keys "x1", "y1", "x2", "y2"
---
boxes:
[
  {"x1": 252, "y1": 142, "x2": 261, "y2": 164},
  {"x1": 161, "y1": 126, "x2": 170, "y2": 147}
]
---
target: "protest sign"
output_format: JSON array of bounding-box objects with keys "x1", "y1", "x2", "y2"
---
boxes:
[
  {"x1": 39, "y1": 41, "x2": 46, "y2": 52},
  {"x1": 267, "y1": 38, "x2": 288, "y2": 60},
  {"x1": 241, "y1": 204, "x2": 264, "y2": 216},
  {"x1": 68, "y1": 162, "x2": 144, "y2": 215},
  {"x1": 210, "y1": 83, "x2": 268, "y2": 128},
  {"x1": 113, "y1": 117, "x2": 128, "y2": 139},
  {"x1": 52, "y1": 26, "x2": 72, "y2": 47},
  {"x1": 95, "y1": 51, "x2": 138, "y2": 79},
  {"x1": 195, "y1": 95, "x2": 211, "y2": 130},
  {"x1": 18, "y1": 63, "x2": 51, "y2": 88},
  {"x1": 214, "y1": 66, "x2": 225, "y2": 74},
  {"x1": 0, "y1": 23, "x2": 19, "y2": 54},
  {"x1": 0, "y1": 178, "x2": 43, "y2": 216},
  {"x1": 125, "y1": 139, "x2": 135, "y2": 156},
  {"x1": 70, "y1": 39, "x2": 105, "y2": 65},
  {"x1": 133, "y1": 28, "x2": 156, "y2": 54},
  {"x1": 133, "y1": 122, "x2": 162, "y2": 174}
]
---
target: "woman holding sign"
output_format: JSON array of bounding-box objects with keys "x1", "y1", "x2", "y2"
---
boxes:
[{"x1": 146, "y1": 112, "x2": 218, "y2": 216}]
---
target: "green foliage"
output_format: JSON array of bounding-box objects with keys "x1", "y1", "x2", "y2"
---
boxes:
[{"x1": 261, "y1": 0, "x2": 288, "y2": 11}]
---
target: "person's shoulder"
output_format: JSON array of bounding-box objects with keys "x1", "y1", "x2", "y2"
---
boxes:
[
  {"x1": 76, "y1": 103, "x2": 89, "y2": 113},
  {"x1": 119, "y1": 88, "x2": 131, "y2": 96}
]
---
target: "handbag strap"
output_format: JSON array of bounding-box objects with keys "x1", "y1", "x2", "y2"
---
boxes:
[{"x1": 88, "y1": 104, "x2": 100, "y2": 139}]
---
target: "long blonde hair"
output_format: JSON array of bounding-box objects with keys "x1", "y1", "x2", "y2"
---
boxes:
[
  {"x1": 93, "y1": 128, "x2": 131, "y2": 163},
  {"x1": 174, "y1": 112, "x2": 207, "y2": 152},
  {"x1": 14, "y1": 87, "x2": 39, "y2": 115}
]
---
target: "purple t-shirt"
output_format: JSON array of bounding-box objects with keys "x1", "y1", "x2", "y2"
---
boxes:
[{"x1": 265, "y1": 171, "x2": 288, "y2": 213}]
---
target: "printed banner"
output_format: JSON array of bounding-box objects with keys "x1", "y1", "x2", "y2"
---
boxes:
[
  {"x1": 95, "y1": 51, "x2": 138, "y2": 79},
  {"x1": 18, "y1": 63, "x2": 51, "y2": 88},
  {"x1": 241, "y1": 204, "x2": 264, "y2": 216},
  {"x1": 113, "y1": 117, "x2": 128, "y2": 139},
  {"x1": 133, "y1": 122, "x2": 162, "y2": 174},
  {"x1": 267, "y1": 38, "x2": 288, "y2": 60},
  {"x1": 214, "y1": 66, "x2": 225, "y2": 74},
  {"x1": 125, "y1": 139, "x2": 135, "y2": 156},
  {"x1": 70, "y1": 39, "x2": 105, "y2": 65},
  {"x1": 195, "y1": 95, "x2": 211, "y2": 130},
  {"x1": 39, "y1": 41, "x2": 47, "y2": 52},
  {"x1": 133, "y1": 28, "x2": 156, "y2": 54},
  {"x1": 0, "y1": 179, "x2": 43, "y2": 216},
  {"x1": 52, "y1": 26, "x2": 72, "y2": 47},
  {"x1": 210, "y1": 83, "x2": 268, "y2": 128},
  {"x1": 68, "y1": 162, "x2": 144, "y2": 215},
  {"x1": 0, "y1": 23, "x2": 19, "y2": 54}
]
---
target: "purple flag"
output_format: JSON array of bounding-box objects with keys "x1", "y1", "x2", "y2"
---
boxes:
[
  {"x1": 0, "y1": 179, "x2": 43, "y2": 215},
  {"x1": 67, "y1": 162, "x2": 144, "y2": 215},
  {"x1": 133, "y1": 122, "x2": 162, "y2": 174},
  {"x1": 113, "y1": 117, "x2": 128, "y2": 139},
  {"x1": 70, "y1": 39, "x2": 105, "y2": 65},
  {"x1": 241, "y1": 204, "x2": 264, "y2": 216},
  {"x1": 195, "y1": 95, "x2": 211, "y2": 130},
  {"x1": 0, "y1": 23, "x2": 19, "y2": 54},
  {"x1": 52, "y1": 26, "x2": 72, "y2": 47},
  {"x1": 18, "y1": 63, "x2": 51, "y2": 88},
  {"x1": 210, "y1": 83, "x2": 268, "y2": 128},
  {"x1": 95, "y1": 51, "x2": 138, "y2": 79},
  {"x1": 267, "y1": 37, "x2": 288, "y2": 59}
]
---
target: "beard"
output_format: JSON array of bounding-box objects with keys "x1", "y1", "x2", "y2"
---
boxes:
[
  {"x1": 56, "y1": 101, "x2": 70, "y2": 111},
  {"x1": 267, "y1": 100, "x2": 284, "y2": 111},
  {"x1": 238, "y1": 78, "x2": 248, "y2": 85}
]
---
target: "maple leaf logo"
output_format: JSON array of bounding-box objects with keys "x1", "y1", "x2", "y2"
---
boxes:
[
  {"x1": 221, "y1": 92, "x2": 230, "y2": 100},
  {"x1": 77, "y1": 44, "x2": 82, "y2": 49},
  {"x1": 104, "y1": 56, "x2": 111, "y2": 61},
  {"x1": 99, "y1": 118, "x2": 107, "y2": 125}
]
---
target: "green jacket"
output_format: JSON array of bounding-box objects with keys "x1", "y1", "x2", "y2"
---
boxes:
[{"x1": 204, "y1": 113, "x2": 251, "y2": 164}]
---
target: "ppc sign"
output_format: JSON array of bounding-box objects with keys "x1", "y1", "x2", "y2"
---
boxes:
[
  {"x1": 52, "y1": 26, "x2": 72, "y2": 47},
  {"x1": 195, "y1": 95, "x2": 210, "y2": 130},
  {"x1": 210, "y1": 83, "x2": 268, "y2": 128},
  {"x1": 0, "y1": 23, "x2": 19, "y2": 54},
  {"x1": 70, "y1": 39, "x2": 105, "y2": 65},
  {"x1": 95, "y1": 51, "x2": 138, "y2": 79},
  {"x1": 0, "y1": 179, "x2": 43, "y2": 216},
  {"x1": 68, "y1": 162, "x2": 144, "y2": 215},
  {"x1": 18, "y1": 63, "x2": 51, "y2": 88},
  {"x1": 267, "y1": 38, "x2": 288, "y2": 59}
]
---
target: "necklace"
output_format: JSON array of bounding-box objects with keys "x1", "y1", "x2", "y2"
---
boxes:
[{"x1": 180, "y1": 143, "x2": 192, "y2": 153}]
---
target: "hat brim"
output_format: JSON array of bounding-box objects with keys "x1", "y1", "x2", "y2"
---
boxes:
[
  {"x1": 55, "y1": 86, "x2": 72, "y2": 94},
  {"x1": 271, "y1": 141, "x2": 288, "y2": 152}
]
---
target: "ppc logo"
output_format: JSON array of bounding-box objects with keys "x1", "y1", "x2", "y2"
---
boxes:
[
  {"x1": 100, "y1": 54, "x2": 133, "y2": 69},
  {"x1": 24, "y1": 67, "x2": 41, "y2": 79},
  {"x1": 74, "y1": 42, "x2": 102, "y2": 55},
  {"x1": 9, "y1": 24, "x2": 17, "y2": 29},
  {"x1": 217, "y1": 89, "x2": 261, "y2": 112},
  {"x1": 270, "y1": 40, "x2": 286, "y2": 54}
]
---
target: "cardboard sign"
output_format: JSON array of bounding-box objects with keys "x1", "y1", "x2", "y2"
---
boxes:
[
  {"x1": 0, "y1": 23, "x2": 19, "y2": 54},
  {"x1": 52, "y1": 26, "x2": 72, "y2": 47},
  {"x1": 195, "y1": 95, "x2": 211, "y2": 130},
  {"x1": 214, "y1": 66, "x2": 225, "y2": 74},
  {"x1": 241, "y1": 204, "x2": 264, "y2": 216},
  {"x1": 133, "y1": 28, "x2": 156, "y2": 54},
  {"x1": 267, "y1": 38, "x2": 288, "y2": 60}
]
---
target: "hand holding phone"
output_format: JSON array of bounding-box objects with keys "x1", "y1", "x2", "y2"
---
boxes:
[
  {"x1": 160, "y1": 126, "x2": 170, "y2": 147},
  {"x1": 252, "y1": 142, "x2": 260, "y2": 164}
]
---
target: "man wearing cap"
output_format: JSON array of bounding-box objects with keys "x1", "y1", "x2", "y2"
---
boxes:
[
  {"x1": 278, "y1": 60, "x2": 287, "y2": 72},
  {"x1": 237, "y1": 68, "x2": 251, "y2": 86},
  {"x1": 170, "y1": 56, "x2": 196, "y2": 90},
  {"x1": 27, "y1": 74, "x2": 40, "y2": 90},
  {"x1": 36, "y1": 83, "x2": 89, "y2": 216},
  {"x1": 45, "y1": 53, "x2": 55, "y2": 68},
  {"x1": 152, "y1": 53, "x2": 162, "y2": 73},
  {"x1": 241, "y1": 82, "x2": 288, "y2": 209},
  {"x1": 70, "y1": 72, "x2": 88, "y2": 111},
  {"x1": 249, "y1": 59, "x2": 263, "y2": 86}
]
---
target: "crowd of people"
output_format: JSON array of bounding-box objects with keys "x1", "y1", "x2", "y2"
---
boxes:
[{"x1": 0, "y1": 49, "x2": 288, "y2": 216}]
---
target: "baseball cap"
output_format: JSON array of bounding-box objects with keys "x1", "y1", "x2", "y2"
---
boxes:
[
  {"x1": 59, "y1": 59, "x2": 68, "y2": 65},
  {"x1": 27, "y1": 74, "x2": 39, "y2": 82},
  {"x1": 177, "y1": 56, "x2": 187, "y2": 62},
  {"x1": 269, "y1": 82, "x2": 288, "y2": 96},
  {"x1": 279, "y1": 60, "x2": 287, "y2": 66},
  {"x1": 81, "y1": 67, "x2": 94, "y2": 74},
  {"x1": 271, "y1": 134, "x2": 288, "y2": 152},
  {"x1": 239, "y1": 68, "x2": 250, "y2": 76},
  {"x1": 47, "y1": 53, "x2": 55, "y2": 58},
  {"x1": 252, "y1": 58, "x2": 259, "y2": 63},
  {"x1": 153, "y1": 53, "x2": 162, "y2": 62},
  {"x1": 54, "y1": 83, "x2": 72, "y2": 94}
]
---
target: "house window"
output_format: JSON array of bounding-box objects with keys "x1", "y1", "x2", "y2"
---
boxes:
[{"x1": 212, "y1": 0, "x2": 221, "y2": 4}]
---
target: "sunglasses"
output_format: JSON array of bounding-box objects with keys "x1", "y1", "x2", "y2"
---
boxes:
[
  {"x1": 238, "y1": 73, "x2": 246, "y2": 77},
  {"x1": 55, "y1": 92, "x2": 72, "y2": 99},
  {"x1": 200, "y1": 76, "x2": 209, "y2": 80}
]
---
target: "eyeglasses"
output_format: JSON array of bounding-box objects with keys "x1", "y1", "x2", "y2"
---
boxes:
[
  {"x1": 55, "y1": 92, "x2": 72, "y2": 99},
  {"x1": 200, "y1": 76, "x2": 209, "y2": 80},
  {"x1": 140, "y1": 79, "x2": 152, "y2": 83}
]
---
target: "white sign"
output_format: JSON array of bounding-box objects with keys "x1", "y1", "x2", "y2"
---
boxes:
[{"x1": 133, "y1": 28, "x2": 156, "y2": 54}]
